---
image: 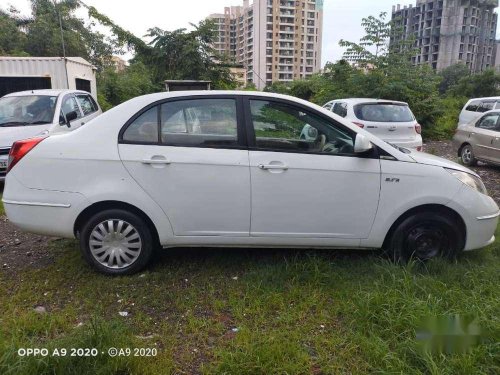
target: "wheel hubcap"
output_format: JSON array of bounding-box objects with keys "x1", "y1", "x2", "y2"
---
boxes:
[
  {"x1": 89, "y1": 219, "x2": 142, "y2": 269},
  {"x1": 462, "y1": 148, "x2": 471, "y2": 163},
  {"x1": 405, "y1": 224, "x2": 448, "y2": 260}
]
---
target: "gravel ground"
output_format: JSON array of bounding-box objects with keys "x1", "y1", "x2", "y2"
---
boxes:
[{"x1": 1, "y1": 140, "x2": 499, "y2": 272}]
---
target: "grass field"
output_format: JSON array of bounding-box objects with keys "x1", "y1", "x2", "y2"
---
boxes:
[{"x1": 0, "y1": 195, "x2": 499, "y2": 374}]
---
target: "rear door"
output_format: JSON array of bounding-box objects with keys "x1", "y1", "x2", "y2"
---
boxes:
[
  {"x1": 118, "y1": 96, "x2": 251, "y2": 237},
  {"x1": 352, "y1": 102, "x2": 417, "y2": 143},
  {"x1": 472, "y1": 112, "x2": 500, "y2": 162}
]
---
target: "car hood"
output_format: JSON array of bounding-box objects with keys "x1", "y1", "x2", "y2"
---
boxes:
[
  {"x1": 408, "y1": 149, "x2": 478, "y2": 176},
  {"x1": 0, "y1": 125, "x2": 50, "y2": 148}
]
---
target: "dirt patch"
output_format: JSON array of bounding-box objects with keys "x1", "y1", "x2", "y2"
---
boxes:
[
  {"x1": 0, "y1": 215, "x2": 56, "y2": 274},
  {"x1": 425, "y1": 140, "x2": 500, "y2": 204}
]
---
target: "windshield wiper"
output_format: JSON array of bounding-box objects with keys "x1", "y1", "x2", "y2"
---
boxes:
[
  {"x1": 29, "y1": 121, "x2": 51, "y2": 125},
  {"x1": 0, "y1": 121, "x2": 30, "y2": 127}
]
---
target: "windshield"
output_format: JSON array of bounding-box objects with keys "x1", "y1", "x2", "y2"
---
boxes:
[
  {"x1": 354, "y1": 103, "x2": 414, "y2": 123},
  {"x1": 0, "y1": 95, "x2": 57, "y2": 127}
]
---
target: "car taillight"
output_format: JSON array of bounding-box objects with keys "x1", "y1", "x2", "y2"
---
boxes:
[
  {"x1": 7, "y1": 137, "x2": 46, "y2": 174},
  {"x1": 415, "y1": 123, "x2": 422, "y2": 134},
  {"x1": 352, "y1": 122, "x2": 365, "y2": 129}
]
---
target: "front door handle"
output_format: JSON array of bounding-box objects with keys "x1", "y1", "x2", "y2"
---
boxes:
[{"x1": 258, "y1": 164, "x2": 288, "y2": 171}]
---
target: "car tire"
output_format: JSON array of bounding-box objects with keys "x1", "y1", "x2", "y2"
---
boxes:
[
  {"x1": 386, "y1": 211, "x2": 464, "y2": 263},
  {"x1": 79, "y1": 209, "x2": 154, "y2": 275},
  {"x1": 460, "y1": 144, "x2": 477, "y2": 167}
]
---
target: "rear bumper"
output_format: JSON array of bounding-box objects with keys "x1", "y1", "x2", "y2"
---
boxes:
[{"x1": 2, "y1": 174, "x2": 90, "y2": 238}]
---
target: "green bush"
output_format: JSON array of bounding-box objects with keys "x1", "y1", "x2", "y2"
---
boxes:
[{"x1": 423, "y1": 96, "x2": 468, "y2": 140}]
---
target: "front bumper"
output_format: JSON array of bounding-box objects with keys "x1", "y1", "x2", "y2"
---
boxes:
[
  {"x1": 0, "y1": 151, "x2": 8, "y2": 181},
  {"x1": 446, "y1": 185, "x2": 500, "y2": 251}
]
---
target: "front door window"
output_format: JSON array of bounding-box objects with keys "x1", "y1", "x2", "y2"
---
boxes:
[{"x1": 249, "y1": 100, "x2": 355, "y2": 155}]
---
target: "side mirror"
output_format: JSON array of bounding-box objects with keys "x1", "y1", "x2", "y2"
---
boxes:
[
  {"x1": 60, "y1": 111, "x2": 78, "y2": 128},
  {"x1": 354, "y1": 133, "x2": 373, "y2": 153}
]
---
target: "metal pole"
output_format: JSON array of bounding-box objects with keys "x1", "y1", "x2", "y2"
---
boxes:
[{"x1": 53, "y1": 0, "x2": 70, "y2": 89}]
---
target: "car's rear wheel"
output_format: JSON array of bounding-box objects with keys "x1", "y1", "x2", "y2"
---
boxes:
[
  {"x1": 386, "y1": 212, "x2": 464, "y2": 263},
  {"x1": 460, "y1": 144, "x2": 477, "y2": 166},
  {"x1": 79, "y1": 209, "x2": 154, "y2": 275}
]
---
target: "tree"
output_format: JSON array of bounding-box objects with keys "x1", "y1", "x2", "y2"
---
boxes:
[
  {"x1": 0, "y1": 7, "x2": 28, "y2": 55},
  {"x1": 97, "y1": 62, "x2": 157, "y2": 109},
  {"x1": 438, "y1": 64, "x2": 470, "y2": 94},
  {"x1": 138, "y1": 20, "x2": 235, "y2": 89},
  {"x1": 339, "y1": 12, "x2": 392, "y2": 67},
  {"x1": 449, "y1": 69, "x2": 500, "y2": 98},
  {"x1": 0, "y1": 0, "x2": 119, "y2": 71}
]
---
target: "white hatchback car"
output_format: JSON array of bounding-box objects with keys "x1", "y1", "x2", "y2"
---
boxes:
[
  {"x1": 0, "y1": 89, "x2": 102, "y2": 180},
  {"x1": 323, "y1": 99, "x2": 423, "y2": 151},
  {"x1": 458, "y1": 97, "x2": 500, "y2": 126},
  {"x1": 3, "y1": 91, "x2": 498, "y2": 275}
]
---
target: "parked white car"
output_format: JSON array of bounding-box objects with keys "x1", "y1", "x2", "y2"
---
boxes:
[
  {"x1": 0, "y1": 89, "x2": 102, "y2": 181},
  {"x1": 3, "y1": 91, "x2": 498, "y2": 275},
  {"x1": 458, "y1": 97, "x2": 500, "y2": 126},
  {"x1": 323, "y1": 99, "x2": 423, "y2": 151}
]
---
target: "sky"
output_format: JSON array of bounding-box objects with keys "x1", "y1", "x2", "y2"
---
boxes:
[{"x1": 4, "y1": 0, "x2": 500, "y2": 65}]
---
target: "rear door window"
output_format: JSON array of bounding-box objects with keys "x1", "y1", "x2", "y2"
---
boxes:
[
  {"x1": 478, "y1": 101, "x2": 495, "y2": 113},
  {"x1": 466, "y1": 100, "x2": 481, "y2": 112},
  {"x1": 353, "y1": 103, "x2": 414, "y2": 122},
  {"x1": 160, "y1": 99, "x2": 238, "y2": 147},
  {"x1": 76, "y1": 94, "x2": 97, "y2": 116},
  {"x1": 332, "y1": 102, "x2": 348, "y2": 117}
]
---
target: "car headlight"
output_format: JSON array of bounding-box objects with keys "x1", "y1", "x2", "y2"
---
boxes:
[{"x1": 445, "y1": 168, "x2": 488, "y2": 195}]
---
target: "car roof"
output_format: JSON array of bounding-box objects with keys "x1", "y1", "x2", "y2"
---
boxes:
[
  {"x1": 327, "y1": 98, "x2": 409, "y2": 105},
  {"x1": 3, "y1": 89, "x2": 90, "y2": 97},
  {"x1": 466, "y1": 96, "x2": 500, "y2": 103},
  {"x1": 122, "y1": 90, "x2": 326, "y2": 104}
]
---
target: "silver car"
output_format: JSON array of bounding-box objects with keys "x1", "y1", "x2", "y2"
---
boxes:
[
  {"x1": 453, "y1": 110, "x2": 500, "y2": 166},
  {"x1": 0, "y1": 89, "x2": 102, "y2": 181}
]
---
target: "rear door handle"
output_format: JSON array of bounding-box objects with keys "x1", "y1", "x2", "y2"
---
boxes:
[
  {"x1": 142, "y1": 158, "x2": 171, "y2": 165},
  {"x1": 258, "y1": 164, "x2": 288, "y2": 170}
]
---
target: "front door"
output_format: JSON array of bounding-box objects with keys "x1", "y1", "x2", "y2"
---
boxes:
[
  {"x1": 246, "y1": 98, "x2": 381, "y2": 239},
  {"x1": 118, "y1": 97, "x2": 250, "y2": 236}
]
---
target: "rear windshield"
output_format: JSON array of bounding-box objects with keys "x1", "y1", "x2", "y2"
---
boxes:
[{"x1": 353, "y1": 103, "x2": 414, "y2": 122}]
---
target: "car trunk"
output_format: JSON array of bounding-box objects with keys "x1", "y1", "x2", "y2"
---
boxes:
[{"x1": 352, "y1": 102, "x2": 418, "y2": 142}]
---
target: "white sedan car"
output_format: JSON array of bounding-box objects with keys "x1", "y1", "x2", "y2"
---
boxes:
[
  {"x1": 0, "y1": 89, "x2": 102, "y2": 181},
  {"x1": 3, "y1": 91, "x2": 498, "y2": 275}
]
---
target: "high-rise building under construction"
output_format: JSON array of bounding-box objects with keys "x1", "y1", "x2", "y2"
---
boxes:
[{"x1": 391, "y1": 0, "x2": 498, "y2": 72}]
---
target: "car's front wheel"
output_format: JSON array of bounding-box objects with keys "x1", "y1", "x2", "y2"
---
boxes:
[
  {"x1": 386, "y1": 211, "x2": 464, "y2": 263},
  {"x1": 79, "y1": 209, "x2": 154, "y2": 275},
  {"x1": 460, "y1": 144, "x2": 477, "y2": 166}
]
